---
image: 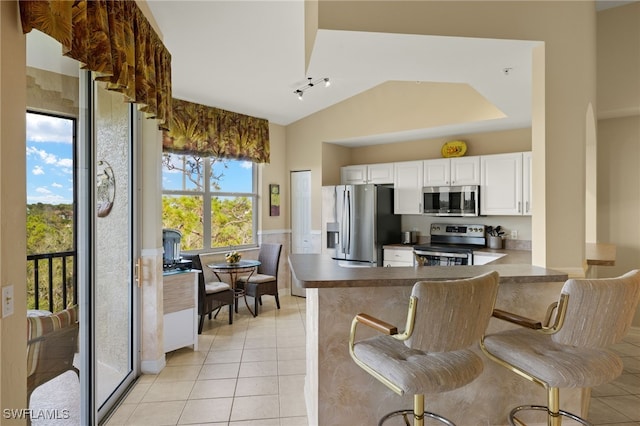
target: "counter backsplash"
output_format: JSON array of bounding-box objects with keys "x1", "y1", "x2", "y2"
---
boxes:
[{"x1": 412, "y1": 235, "x2": 530, "y2": 251}]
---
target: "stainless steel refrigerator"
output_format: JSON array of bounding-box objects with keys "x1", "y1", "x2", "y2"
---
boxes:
[{"x1": 322, "y1": 184, "x2": 401, "y2": 266}]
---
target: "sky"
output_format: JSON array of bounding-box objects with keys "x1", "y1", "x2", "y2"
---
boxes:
[
  {"x1": 26, "y1": 112, "x2": 254, "y2": 205},
  {"x1": 162, "y1": 155, "x2": 254, "y2": 193},
  {"x1": 26, "y1": 113, "x2": 74, "y2": 205}
]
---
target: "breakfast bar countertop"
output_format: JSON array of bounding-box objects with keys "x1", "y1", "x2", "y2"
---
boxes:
[{"x1": 289, "y1": 253, "x2": 568, "y2": 288}]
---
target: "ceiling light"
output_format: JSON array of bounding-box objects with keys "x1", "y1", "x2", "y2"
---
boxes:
[{"x1": 293, "y1": 77, "x2": 330, "y2": 100}]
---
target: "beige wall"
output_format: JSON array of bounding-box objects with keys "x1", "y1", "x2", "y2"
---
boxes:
[
  {"x1": 259, "y1": 123, "x2": 287, "y2": 231},
  {"x1": 286, "y1": 0, "x2": 596, "y2": 273},
  {"x1": 596, "y1": 3, "x2": 640, "y2": 325},
  {"x1": 342, "y1": 126, "x2": 531, "y2": 171},
  {"x1": 0, "y1": 0, "x2": 28, "y2": 417}
]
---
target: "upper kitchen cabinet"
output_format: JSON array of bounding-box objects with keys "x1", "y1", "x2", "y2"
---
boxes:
[
  {"x1": 522, "y1": 151, "x2": 532, "y2": 215},
  {"x1": 394, "y1": 161, "x2": 423, "y2": 214},
  {"x1": 480, "y1": 152, "x2": 531, "y2": 215},
  {"x1": 341, "y1": 163, "x2": 394, "y2": 185},
  {"x1": 423, "y1": 157, "x2": 480, "y2": 187}
]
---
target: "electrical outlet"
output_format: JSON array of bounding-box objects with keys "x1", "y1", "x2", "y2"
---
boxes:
[
  {"x1": 510, "y1": 230, "x2": 518, "y2": 240},
  {"x1": 2, "y1": 285, "x2": 14, "y2": 318}
]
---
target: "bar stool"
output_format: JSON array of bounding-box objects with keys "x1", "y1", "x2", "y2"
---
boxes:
[
  {"x1": 481, "y1": 270, "x2": 640, "y2": 426},
  {"x1": 349, "y1": 271, "x2": 500, "y2": 425}
]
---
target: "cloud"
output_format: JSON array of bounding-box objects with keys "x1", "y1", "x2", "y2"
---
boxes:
[
  {"x1": 27, "y1": 146, "x2": 73, "y2": 172},
  {"x1": 240, "y1": 161, "x2": 253, "y2": 169},
  {"x1": 52, "y1": 182, "x2": 63, "y2": 188},
  {"x1": 32, "y1": 165, "x2": 45, "y2": 175},
  {"x1": 27, "y1": 194, "x2": 69, "y2": 204},
  {"x1": 36, "y1": 187, "x2": 52, "y2": 194},
  {"x1": 26, "y1": 113, "x2": 73, "y2": 144}
]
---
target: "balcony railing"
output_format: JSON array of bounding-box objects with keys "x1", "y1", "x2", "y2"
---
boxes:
[{"x1": 27, "y1": 251, "x2": 77, "y2": 313}]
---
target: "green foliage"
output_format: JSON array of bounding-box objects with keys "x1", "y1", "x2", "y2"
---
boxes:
[
  {"x1": 26, "y1": 203, "x2": 75, "y2": 311},
  {"x1": 162, "y1": 195, "x2": 204, "y2": 250},
  {"x1": 27, "y1": 203, "x2": 74, "y2": 255},
  {"x1": 162, "y1": 195, "x2": 253, "y2": 251},
  {"x1": 211, "y1": 196, "x2": 253, "y2": 248}
]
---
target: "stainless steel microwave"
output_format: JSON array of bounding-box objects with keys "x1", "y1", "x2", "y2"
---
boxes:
[{"x1": 423, "y1": 185, "x2": 479, "y2": 216}]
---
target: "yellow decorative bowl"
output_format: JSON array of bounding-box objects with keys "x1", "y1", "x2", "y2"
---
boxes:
[{"x1": 441, "y1": 140, "x2": 467, "y2": 158}]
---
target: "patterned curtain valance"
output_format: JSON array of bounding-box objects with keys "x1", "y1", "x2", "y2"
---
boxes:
[
  {"x1": 19, "y1": 0, "x2": 172, "y2": 130},
  {"x1": 162, "y1": 98, "x2": 270, "y2": 164}
]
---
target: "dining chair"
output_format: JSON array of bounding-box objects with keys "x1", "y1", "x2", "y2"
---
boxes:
[
  {"x1": 192, "y1": 254, "x2": 235, "y2": 332},
  {"x1": 237, "y1": 243, "x2": 282, "y2": 315},
  {"x1": 349, "y1": 271, "x2": 500, "y2": 425},
  {"x1": 481, "y1": 270, "x2": 640, "y2": 425}
]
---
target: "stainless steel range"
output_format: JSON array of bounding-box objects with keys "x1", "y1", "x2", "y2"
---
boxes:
[{"x1": 413, "y1": 223, "x2": 486, "y2": 266}]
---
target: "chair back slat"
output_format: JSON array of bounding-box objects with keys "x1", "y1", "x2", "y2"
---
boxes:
[
  {"x1": 406, "y1": 271, "x2": 499, "y2": 352},
  {"x1": 553, "y1": 270, "x2": 640, "y2": 348}
]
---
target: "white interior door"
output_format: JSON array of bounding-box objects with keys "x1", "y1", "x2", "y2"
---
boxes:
[{"x1": 290, "y1": 171, "x2": 312, "y2": 296}]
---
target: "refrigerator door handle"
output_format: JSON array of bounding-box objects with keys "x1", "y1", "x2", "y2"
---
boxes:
[
  {"x1": 346, "y1": 189, "x2": 352, "y2": 254},
  {"x1": 341, "y1": 188, "x2": 348, "y2": 254}
]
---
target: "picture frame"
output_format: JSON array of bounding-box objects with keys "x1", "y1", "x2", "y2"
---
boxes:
[{"x1": 269, "y1": 184, "x2": 280, "y2": 216}]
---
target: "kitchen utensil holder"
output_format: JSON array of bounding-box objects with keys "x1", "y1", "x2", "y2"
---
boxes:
[{"x1": 488, "y1": 236, "x2": 503, "y2": 249}]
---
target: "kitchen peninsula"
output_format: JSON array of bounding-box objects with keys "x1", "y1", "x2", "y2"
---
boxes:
[{"x1": 289, "y1": 253, "x2": 579, "y2": 425}]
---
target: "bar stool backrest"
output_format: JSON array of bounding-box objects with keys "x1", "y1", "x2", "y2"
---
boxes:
[
  {"x1": 405, "y1": 271, "x2": 499, "y2": 353},
  {"x1": 552, "y1": 270, "x2": 640, "y2": 348}
]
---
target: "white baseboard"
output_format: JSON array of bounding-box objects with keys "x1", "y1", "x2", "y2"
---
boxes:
[{"x1": 141, "y1": 356, "x2": 166, "y2": 374}]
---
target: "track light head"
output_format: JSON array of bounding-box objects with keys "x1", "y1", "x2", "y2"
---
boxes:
[{"x1": 293, "y1": 77, "x2": 330, "y2": 99}]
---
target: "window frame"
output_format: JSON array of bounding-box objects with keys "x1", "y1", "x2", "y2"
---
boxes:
[{"x1": 162, "y1": 154, "x2": 258, "y2": 253}]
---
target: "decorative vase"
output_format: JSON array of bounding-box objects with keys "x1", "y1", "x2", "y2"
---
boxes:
[
  {"x1": 488, "y1": 236, "x2": 503, "y2": 249},
  {"x1": 225, "y1": 251, "x2": 241, "y2": 263}
]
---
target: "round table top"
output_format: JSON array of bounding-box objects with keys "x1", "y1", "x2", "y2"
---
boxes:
[{"x1": 207, "y1": 259, "x2": 261, "y2": 270}]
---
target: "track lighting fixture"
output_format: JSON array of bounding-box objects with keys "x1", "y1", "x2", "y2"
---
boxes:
[{"x1": 293, "y1": 77, "x2": 330, "y2": 100}]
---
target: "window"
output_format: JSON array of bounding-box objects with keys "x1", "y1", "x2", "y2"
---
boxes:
[{"x1": 162, "y1": 153, "x2": 257, "y2": 251}]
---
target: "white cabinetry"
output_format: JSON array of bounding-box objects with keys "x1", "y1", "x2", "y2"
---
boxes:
[
  {"x1": 163, "y1": 270, "x2": 198, "y2": 353},
  {"x1": 383, "y1": 247, "x2": 414, "y2": 267},
  {"x1": 480, "y1": 152, "x2": 531, "y2": 216},
  {"x1": 394, "y1": 161, "x2": 423, "y2": 214},
  {"x1": 522, "y1": 151, "x2": 532, "y2": 215},
  {"x1": 341, "y1": 165, "x2": 367, "y2": 184},
  {"x1": 423, "y1": 157, "x2": 480, "y2": 186},
  {"x1": 341, "y1": 163, "x2": 394, "y2": 184}
]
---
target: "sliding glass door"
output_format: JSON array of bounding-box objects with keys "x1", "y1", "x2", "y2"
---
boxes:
[{"x1": 91, "y1": 79, "x2": 138, "y2": 418}]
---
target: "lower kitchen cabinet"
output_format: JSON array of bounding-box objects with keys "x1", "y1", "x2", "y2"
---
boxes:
[
  {"x1": 163, "y1": 270, "x2": 198, "y2": 353},
  {"x1": 383, "y1": 247, "x2": 415, "y2": 267}
]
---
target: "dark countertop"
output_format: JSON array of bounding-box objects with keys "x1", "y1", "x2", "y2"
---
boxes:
[{"x1": 289, "y1": 254, "x2": 567, "y2": 289}]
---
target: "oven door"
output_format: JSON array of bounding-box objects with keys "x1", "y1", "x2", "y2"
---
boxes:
[{"x1": 414, "y1": 249, "x2": 472, "y2": 266}]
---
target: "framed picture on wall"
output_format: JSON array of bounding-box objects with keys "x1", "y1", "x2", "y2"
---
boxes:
[{"x1": 270, "y1": 184, "x2": 280, "y2": 216}]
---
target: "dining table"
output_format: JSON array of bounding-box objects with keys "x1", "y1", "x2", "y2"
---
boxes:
[{"x1": 207, "y1": 259, "x2": 261, "y2": 317}]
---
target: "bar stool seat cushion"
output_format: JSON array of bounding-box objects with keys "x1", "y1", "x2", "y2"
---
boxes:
[
  {"x1": 354, "y1": 336, "x2": 484, "y2": 395},
  {"x1": 238, "y1": 273, "x2": 275, "y2": 284},
  {"x1": 482, "y1": 328, "x2": 623, "y2": 388},
  {"x1": 205, "y1": 281, "x2": 231, "y2": 294}
]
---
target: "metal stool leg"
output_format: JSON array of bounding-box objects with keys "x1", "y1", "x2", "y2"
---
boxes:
[
  {"x1": 508, "y1": 387, "x2": 592, "y2": 426},
  {"x1": 378, "y1": 394, "x2": 456, "y2": 426}
]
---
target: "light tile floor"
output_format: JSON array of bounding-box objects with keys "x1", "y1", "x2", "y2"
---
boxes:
[
  {"x1": 105, "y1": 294, "x2": 308, "y2": 426},
  {"x1": 104, "y1": 294, "x2": 640, "y2": 426},
  {"x1": 589, "y1": 328, "x2": 640, "y2": 425}
]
